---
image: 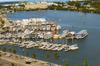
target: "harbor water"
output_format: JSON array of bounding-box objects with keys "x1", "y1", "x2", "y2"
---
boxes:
[{"x1": 0, "y1": 10, "x2": 100, "y2": 66}]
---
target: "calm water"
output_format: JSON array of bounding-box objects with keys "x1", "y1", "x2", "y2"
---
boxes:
[{"x1": 2, "y1": 10, "x2": 100, "y2": 66}]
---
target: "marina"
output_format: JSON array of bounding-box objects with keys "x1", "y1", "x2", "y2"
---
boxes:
[
  {"x1": 5, "y1": 10, "x2": 100, "y2": 66},
  {"x1": 0, "y1": 0, "x2": 100, "y2": 65},
  {"x1": 0, "y1": 17, "x2": 88, "y2": 52},
  {"x1": 0, "y1": 10, "x2": 99, "y2": 66}
]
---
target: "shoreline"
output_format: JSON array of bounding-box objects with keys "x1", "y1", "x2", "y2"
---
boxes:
[
  {"x1": 0, "y1": 51, "x2": 60, "y2": 66},
  {"x1": 1, "y1": 1, "x2": 100, "y2": 15}
]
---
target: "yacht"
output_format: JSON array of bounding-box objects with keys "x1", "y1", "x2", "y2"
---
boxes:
[
  {"x1": 68, "y1": 44, "x2": 79, "y2": 50},
  {"x1": 76, "y1": 30, "x2": 88, "y2": 39}
]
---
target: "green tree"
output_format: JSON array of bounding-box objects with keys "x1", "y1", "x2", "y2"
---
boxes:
[{"x1": 75, "y1": 2, "x2": 81, "y2": 8}]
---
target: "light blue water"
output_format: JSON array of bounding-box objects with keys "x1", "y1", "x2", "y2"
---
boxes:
[{"x1": 2, "y1": 10, "x2": 100, "y2": 66}]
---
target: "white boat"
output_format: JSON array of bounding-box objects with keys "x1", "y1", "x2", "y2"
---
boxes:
[
  {"x1": 76, "y1": 30, "x2": 88, "y2": 39},
  {"x1": 26, "y1": 44, "x2": 33, "y2": 48},
  {"x1": 68, "y1": 44, "x2": 79, "y2": 50},
  {"x1": 19, "y1": 44, "x2": 26, "y2": 47}
]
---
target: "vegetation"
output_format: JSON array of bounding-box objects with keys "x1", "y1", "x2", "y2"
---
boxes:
[
  {"x1": 48, "y1": 1, "x2": 100, "y2": 14},
  {"x1": 0, "y1": 1, "x2": 100, "y2": 14}
]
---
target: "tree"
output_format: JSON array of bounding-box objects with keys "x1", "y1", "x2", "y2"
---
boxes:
[{"x1": 75, "y1": 2, "x2": 81, "y2": 8}]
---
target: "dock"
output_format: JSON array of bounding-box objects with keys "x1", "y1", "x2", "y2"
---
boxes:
[{"x1": 18, "y1": 41, "x2": 79, "y2": 51}]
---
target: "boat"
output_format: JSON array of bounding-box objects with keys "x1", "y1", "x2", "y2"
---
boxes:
[
  {"x1": 76, "y1": 30, "x2": 88, "y2": 39},
  {"x1": 68, "y1": 44, "x2": 79, "y2": 50}
]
